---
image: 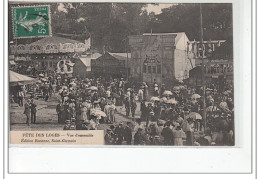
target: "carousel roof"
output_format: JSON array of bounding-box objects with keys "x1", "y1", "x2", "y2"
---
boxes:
[{"x1": 28, "y1": 36, "x2": 81, "y2": 47}]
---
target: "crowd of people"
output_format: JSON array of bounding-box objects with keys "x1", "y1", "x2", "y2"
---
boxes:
[
  {"x1": 12, "y1": 69, "x2": 234, "y2": 146},
  {"x1": 104, "y1": 81, "x2": 234, "y2": 146}
]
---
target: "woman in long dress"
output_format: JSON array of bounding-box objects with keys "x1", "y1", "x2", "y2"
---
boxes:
[
  {"x1": 173, "y1": 126, "x2": 186, "y2": 146},
  {"x1": 138, "y1": 88, "x2": 144, "y2": 101},
  {"x1": 81, "y1": 102, "x2": 88, "y2": 121}
]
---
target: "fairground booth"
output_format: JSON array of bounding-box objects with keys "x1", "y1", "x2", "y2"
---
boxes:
[{"x1": 10, "y1": 36, "x2": 91, "y2": 77}]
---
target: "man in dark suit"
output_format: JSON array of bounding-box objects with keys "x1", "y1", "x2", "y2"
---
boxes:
[
  {"x1": 30, "y1": 99, "x2": 37, "y2": 124},
  {"x1": 130, "y1": 100, "x2": 137, "y2": 119},
  {"x1": 125, "y1": 99, "x2": 131, "y2": 117},
  {"x1": 124, "y1": 122, "x2": 132, "y2": 145},
  {"x1": 56, "y1": 100, "x2": 62, "y2": 123},
  {"x1": 161, "y1": 122, "x2": 174, "y2": 145},
  {"x1": 24, "y1": 99, "x2": 31, "y2": 125},
  {"x1": 114, "y1": 122, "x2": 124, "y2": 145}
]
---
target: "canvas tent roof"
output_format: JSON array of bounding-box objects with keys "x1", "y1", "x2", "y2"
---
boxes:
[
  {"x1": 142, "y1": 32, "x2": 188, "y2": 50},
  {"x1": 9, "y1": 61, "x2": 16, "y2": 65},
  {"x1": 79, "y1": 58, "x2": 92, "y2": 71},
  {"x1": 143, "y1": 32, "x2": 186, "y2": 44},
  {"x1": 9, "y1": 70, "x2": 36, "y2": 86},
  {"x1": 108, "y1": 52, "x2": 131, "y2": 61}
]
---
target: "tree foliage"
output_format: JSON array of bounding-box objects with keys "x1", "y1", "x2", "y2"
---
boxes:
[
  {"x1": 148, "y1": 3, "x2": 232, "y2": 41},
  {"x1": 8, "y1": 3, "x2": 232, "y2": 52}
]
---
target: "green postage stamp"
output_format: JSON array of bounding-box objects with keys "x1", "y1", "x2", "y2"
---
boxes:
[{"x1": 12, "y1": 5, "x2": 52, "y2": 38}]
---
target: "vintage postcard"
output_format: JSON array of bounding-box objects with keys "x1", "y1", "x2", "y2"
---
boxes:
[{"x1": 8, "y1": 2, "x2": 234, "y2": 146}]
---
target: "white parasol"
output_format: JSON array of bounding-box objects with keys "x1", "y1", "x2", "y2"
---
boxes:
[
  {"x1": 206, "y1": 88, "x2": 213, "y2": 91},
  {"x1": 108, "y1": 104, "x2": 116, "y2": 110},
  {"x1": 160, "y1": 97, "x2": 168, "y2": 103},
  {"x1": 41, "y1": 78, "x2": 48, "y2": 82},
  {"x1": 186, "y1": 112, "x2": 202, "y2": 120},
  {"x1": 173, "y1": 86, "x2": 181, "y2": 90},
  {"x1": 219, "y1": 102, "x2": 228, "y2": 109},
  {"x1": 163, "y1": 90, "x2": 173, "y2": 96},
  {"x1": 150, "y1": 96, "x2": 160, "y2": 102},
  {"x1": 90, "y1": 86, "x2": 98, "y2": 91},
  {"x1": 166, "y1": 99, "x2": 178, "y2": 104},
  {"x1": 91, "y1": 109, "x2": 107, "y2": 118},
  {"x1": 206, "y1": 106, "x2": 219, "y2": 112},
  {"x1": 69, "y1": 82, "x2": 77, "y2": 86},
  {"x1": 191, "y1": 94, "x2": 201, "y2": 99}
]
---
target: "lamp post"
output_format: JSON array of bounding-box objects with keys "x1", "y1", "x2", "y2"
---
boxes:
[
  {"x1": 199, "y1": 3, "x2": 207, "y2": 130},
  {"x1": 123, "y1": 38, "x2": 129, "y2": 80}
]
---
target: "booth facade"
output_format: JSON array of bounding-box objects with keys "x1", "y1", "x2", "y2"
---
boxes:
[{"x1": 128, "y1": 33, "x2": 195, "y2": 87}]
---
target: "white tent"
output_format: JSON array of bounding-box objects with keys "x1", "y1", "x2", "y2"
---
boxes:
[{"x1": 9, "y1": 70, "x2": 36, "y2": 86}]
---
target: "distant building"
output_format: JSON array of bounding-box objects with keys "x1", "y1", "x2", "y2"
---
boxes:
[
  {"x1": 90, "y1": 52, "x2": 130, "y2": 78},
  {"x1": 73, "y1": 52, "x2": 130, "y2": 79},
  {"x1": 187, "y1": 40, "x2": 226, "y2": 66},
  {"x1": 128, "y1": 32, "x2": 195, "y2": 86},
  {"x1": 188, "y1": 40, "x2": 233, "y2": 87},
  {"x1": 72, "y1": 53, "x2": 102, "y2": 78}
]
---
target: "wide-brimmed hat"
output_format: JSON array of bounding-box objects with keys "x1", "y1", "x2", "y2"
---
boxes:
[
  {"x1": 154, "y1": 135, "x2": 160, "y2": 140},
  {"x1": 94, "y1": 99, "x2": 100, "y2": 103},
  {"x1": 157, "y1": 120, "x2": 164, "y2": 125},
  {"x1": 176, "y1": 126, "x2": 182, "y2": 130},
  {"x1": 221, "y1": 113, "x2": 229, "y2": 118},
  {"x1": 110, "y1": 125, "x2": 115, "y2": 129},
  {"x1": 83, "y1": 120, "x2": 90, "y2": 124},
  {"x1": 65, "y1": 120, "x2": 71, "y2": 124}
]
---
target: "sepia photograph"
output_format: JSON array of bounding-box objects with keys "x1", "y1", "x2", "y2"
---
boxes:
[{"x1": 8, "y1": 2, "x2": 234, "y2": 146}]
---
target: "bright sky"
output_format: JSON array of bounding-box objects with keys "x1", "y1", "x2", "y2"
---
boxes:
[
  {"x1": 58, "y1": 3, "x2": 175, "y2": 15},
  {"x1": 144, "y1": 4, "x2": 175, "y2": 14}
]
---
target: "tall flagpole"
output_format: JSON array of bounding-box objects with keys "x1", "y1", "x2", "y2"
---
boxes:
[
  {"x1": 126, "y1": 37, "x2": 129, "y2": 80},
  {"x1": 200, "y1": 4, "x2": 207, "y2": 131}
]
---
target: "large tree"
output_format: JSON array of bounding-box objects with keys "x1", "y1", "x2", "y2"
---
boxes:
[
  {"x1": 8, "y1": 3, "x2": 232, "y2": 52},
  {"x1": 147, "y1": 3, "x2": 233, "y2": 41}
]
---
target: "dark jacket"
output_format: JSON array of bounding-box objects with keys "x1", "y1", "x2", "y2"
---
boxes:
[
  {"x1": 134, "y1": 131, "x2": 146, "y2": 145},
  {"x1": 56, "y1": 103, "x2": 62, "y2": 113},
  {"x1": 124, "y1": 126, "x2": 132, "y2": 142},
  {"x1": 24, "y1": 103, "x2": 31, "y2": 115},
  {"x1": 31, "y1": 102, "x2": 37, "y2": 113},
  {"x1": 161, "y1": 127, "x2": 174, "y2": 145}
]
